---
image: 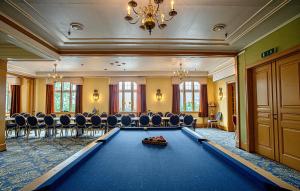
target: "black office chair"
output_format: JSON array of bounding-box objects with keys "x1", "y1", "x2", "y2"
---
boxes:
[
  {"x1": 15, "y1": 115, "x2": 27, "y2": 137},
  {"x1": 90, "y1": 115, "x2": 103, "y2": 136},
  {"x1": 169, "y1": 115, "x2": 180, "y2": 127},
  {"x1": 75, "y1": 114, "x2": 87, "y2": 137},
  {"x1": 107, "y1": 115, "x2": 118, "y2": 131},
  {"x1": 121, "y1": 115, "x2": 132, "y2": 127},
  {"x1": 139, "y1": 115, "x2": 150, "y2": 127},
  {"x1": 152, "y1": 115, "x2": 162, "y2": 127}
]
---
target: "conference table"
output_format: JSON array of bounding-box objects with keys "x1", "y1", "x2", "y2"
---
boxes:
[{"x1": 22, "y1": 127, "x2": 289, "y2": 191}]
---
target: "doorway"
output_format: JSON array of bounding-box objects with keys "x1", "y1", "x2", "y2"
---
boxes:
[{"x1": 227, "y1": 82, "x2": 236, "y2": 132}]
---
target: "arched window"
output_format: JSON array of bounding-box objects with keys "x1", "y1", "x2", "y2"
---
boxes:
[
  {"x1": 180, "y1": 81, "x2": 200, "y2": 112},
  {"x1": 119, "y1": 81, "x2": 137, "y2": 112}
]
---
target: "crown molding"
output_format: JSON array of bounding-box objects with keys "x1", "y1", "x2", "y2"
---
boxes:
[{"x1": 7, "y1": 63, "x2": 36, "y2": 77}]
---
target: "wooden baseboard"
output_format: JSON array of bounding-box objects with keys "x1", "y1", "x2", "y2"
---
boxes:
[
  {"x1": 240, "y1": 142, "x2": 247, "y2": 151},
  {"x1": 0, "y1": 143, "x2": 7, "y2": 152}
]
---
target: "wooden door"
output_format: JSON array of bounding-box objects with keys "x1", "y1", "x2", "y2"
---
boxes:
[
  {"x1": 276, "y1": 52, "x2": 300, "y2": 171},
  {"x1": 227, "y1": 83, "x2": 236, "y2": 132},
  {"x1": 253, "y1": 63, "x2": 275, "y2": 160}
]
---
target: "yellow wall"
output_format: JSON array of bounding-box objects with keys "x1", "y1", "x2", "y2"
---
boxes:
[
  {"x1": 20, "y1": 78, "x2": 34, "y2": 113},
  {"x1": 146, "y1": 77, "x2": 172, "y2": 113},
  {"x1": 34, "y1": 78, "x2": 46, "y2": 114},
  {"x1": 213, "y1": 75, "x2": 235, "y2": 130},
  {"x1": 33, "y1": 76, "x2": 214, "y2": 126},
  {"x1": 82, "y1": 78, "x2": 109, "y2": 113}
]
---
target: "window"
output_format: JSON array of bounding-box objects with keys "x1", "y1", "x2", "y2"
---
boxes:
[
  {"x1": 6, "y1": 82, "x2": 11, "y2": 114},
  {"x1": 180, "y1": 81, "x2": 200, "y2": 112},
  {"x1": 119, "y1": 82, "x2": 137, "y2": 112},
  {"x1": 54, "y1": 82, "x2": 77, "y2": 112}
]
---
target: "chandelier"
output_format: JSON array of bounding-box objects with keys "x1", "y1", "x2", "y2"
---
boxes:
[
  {"x1": 124, "y1": 0, "x2": 178, "y2": 35},
  {"x1": 48, "y1": 63, "x2": 63, "y2": 82},
  {"x1": 173, "y1": 63, "x2": 189, "y2": 80}
]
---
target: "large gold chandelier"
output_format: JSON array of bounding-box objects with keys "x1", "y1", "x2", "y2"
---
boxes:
[
  {"x1": 124, "y1": 0, "x2": 178, "y2": 35},
  {"x1": 174, "y1": 63, "x2": 189, "y2": 81}
]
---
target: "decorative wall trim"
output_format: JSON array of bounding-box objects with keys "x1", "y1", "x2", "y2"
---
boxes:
[
  {"x1": 109, "y1": 77, "x2": 146, "y2": 85},
  {"x1": 210, "y1": 58, "x2": 236, "y2": 82},
  {"x1": 171, "y1": 77, "x2": 208, "y2": 84},
  {"x1": 7, "y1": 75, "x2": 20, "y2": 85},
  {"x1": 45, "y1": 77, "x2": 83, "y2": 85},
  {"x1": 7, "y1": 63, "x2": 36, "y2": 77}
]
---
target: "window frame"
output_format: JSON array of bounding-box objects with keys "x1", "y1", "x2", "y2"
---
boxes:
[
  {"x1": 119, "y1": 81, "x2": 137, "y2": 113},
  {"x1": 180, "y1": 81, "x2": 200, "y2": 112},
  {"x1": 54, "y1": 82, "x2": 77, "y2": 113}
]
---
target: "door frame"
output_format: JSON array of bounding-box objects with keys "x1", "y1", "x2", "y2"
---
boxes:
[
  {"x1": 226, "y1": 82, "x2": 236, "y2": 132},
  {"x1": 245, "y1": 45, "x2": 300, "y2": 152}
]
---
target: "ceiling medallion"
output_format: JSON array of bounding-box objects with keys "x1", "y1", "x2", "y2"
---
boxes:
[
  {"x1": 48, "y1": 63, "x2": 63, "y2": 82},
  {"x1": 68, "y1": 22, "x2": 84, "y2": 35},
  {"x1": 124, "y1": 0, "x2": 178, "y2": 35},
  {"x1": 212, "y1": 24, "x2": 226, "y2": 32},
  {"x1": 173, "y1": 63, "x2": 189, "y2": 81}
]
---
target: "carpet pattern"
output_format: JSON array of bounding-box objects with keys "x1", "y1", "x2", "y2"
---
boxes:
[
  {"x1": 195, "y1": 128, "x2": 300, "y2": 189},
  {"x1": 0, "y1": 133, "x2": 99, "y2": 191}
]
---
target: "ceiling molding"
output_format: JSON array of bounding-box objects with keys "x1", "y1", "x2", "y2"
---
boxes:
[
  {"x1": 0, "y1": 14, "x2": 60, "y2": 59},
  {"x1": 35, "y1": 71, "x2": 208, "y2": 78},
  {"x1": 226, "y1": 0, "x2": 292, "y2": 44},
  {"x1": 7, "y1": 63, "x2": 36, "y2": 77},
  {"x1": 208, "y1": 58, "x2": 235, "y2": 74},
  {"x1": 58, "y1": 50, "x2": 237, "y2": 57}
]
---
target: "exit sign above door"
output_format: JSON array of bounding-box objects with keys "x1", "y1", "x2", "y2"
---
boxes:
[{"x1": 261, "y1": 48, "x2": 277, "y2": 58}]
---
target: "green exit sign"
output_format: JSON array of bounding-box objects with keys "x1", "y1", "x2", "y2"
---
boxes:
[{"x1": 261, "y1": 48, "x2": 277, "y2": 58}]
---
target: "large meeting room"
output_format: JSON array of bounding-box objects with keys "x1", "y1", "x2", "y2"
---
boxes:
[{"x1": 0, "y1": 0, "x2": 300, "y2": 191}]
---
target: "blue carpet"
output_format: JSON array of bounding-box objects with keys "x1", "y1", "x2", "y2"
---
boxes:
[{"x1": 196, "y1": 128, "x2": 300, "y2": 189}]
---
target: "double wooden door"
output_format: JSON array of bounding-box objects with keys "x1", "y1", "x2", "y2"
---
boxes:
[{"x1": 252, "y1": 52, "x2": 300, "y2": 171}]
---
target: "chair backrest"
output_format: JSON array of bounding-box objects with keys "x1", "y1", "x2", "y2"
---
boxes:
[
  {"x1": 107, "y1": 115, "x2": 118, "y2": 127},
  {"x1": 139, "y1": 115, "x2": 150, "y2": 126},
  {"x1": 24, "y1": 113, "x2": 31, "y2": 118},
  {"x1": 157, "y1": 112, "x2": 163, "y2": 117},
  {"x1": 165, "y1": 112, "x2": 170, "y2": 117},
  {"x1": 82, "y1": 112, "x2": 89, "y2": 117},
  {"x1": 15, "y1": 115, "x2": 26, "y2": 126},
  {"x1": 183, "y1": 115, "x2": 194, "y2": 126},
  {"x1": 37, "y1": 113, "x2": 46, "y2": 118},
  {"x1": 147, "y1": 112, "x2": 153, "y2": 117},
  {"x1": 115, "y1": 113, "x2": 122, "y2": 118},
  {"x1": 170, "y1": 115, "x2": 180, "y2": 126},
  {"x1": 152, "y1": 115, "x2": 162, "y2": 126},
  {"x1": 75, "y1": 113, "x2": 82, "y2": 117},
  {"x1": 60, "y1": 115, "x2": 71, "y2": 126},
  {"x1": 27, "y1": 116, "x2": 38, "y2": 127},
  {"x1": 44, "y1": 115, "x2": 54, "y2": 126},
  {"x1": 50, "y1": 113, "x2": 57, "y2": 118},
  {"x1": 166, "y1": 113, "x2": 173, "y2": 117},
  {"x1": 128, "y1": 113, "x2": 135, "y2": 118},
  {"x1": 36, "y1": 112, "x2": 42, "y2": 117},
  {"x1": 91, "y1": 115, "x2": 101, "y2": 126},
  {"x1": 75, "y1": 115, "x2": 86, "y2": 127},
  {"x1": 100, "y1": 112, "x2": 108, "y2": 117},
  {"x1": 11, "y1": 113, "x2": 19, "y2": 118},
  {"x1": 121, "y1": 116, "x2": 132, "y2": 127}
]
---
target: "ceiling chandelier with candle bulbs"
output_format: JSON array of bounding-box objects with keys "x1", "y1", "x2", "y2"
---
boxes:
[
  {"x1": 173, "y1": 63, "x2": 189, "y2": 81},
  {"x1": 48, "y1": 63, "x2": 63, "y2": 82},
  {"x1": 124, "y1": 0, "x2": 178, "y2": 35}
]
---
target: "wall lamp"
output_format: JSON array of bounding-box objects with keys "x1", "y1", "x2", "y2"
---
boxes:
[
  {"x1": 218, "y1": 88, "x2": 223, "y2": 100},
  {"x1": 93, "y1": 89, "x2": 99, "y2": 102},
  {"x1": 156, "y1": 89, "x2": 162, "y2": 101}
]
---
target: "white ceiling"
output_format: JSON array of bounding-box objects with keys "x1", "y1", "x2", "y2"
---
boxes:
[
  {"x1": 1, "y1": 0, "x2": 299, "y2": 51},
  {"x1": 8, "y1": 56, "x2": 233, "y2": 77}
]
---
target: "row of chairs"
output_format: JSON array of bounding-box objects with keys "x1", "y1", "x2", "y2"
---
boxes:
[{"x1": 6, "y1": 113, "x2": 195, "y2": 139}]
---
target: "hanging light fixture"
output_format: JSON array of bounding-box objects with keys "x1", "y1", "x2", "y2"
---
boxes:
[
  {"x1": 48, "y1": 63, "x2": 63, "y2": 82},
  {"x1": 124, "y1": 0, "x2": 178, "y2": 35},
  {"x1": 173, "y1": 63, "x2": 189, "y2": 81}
]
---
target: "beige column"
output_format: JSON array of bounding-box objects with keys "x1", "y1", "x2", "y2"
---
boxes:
[{"x1": 0, "y1": 59, "x2": 7, "y2": 151}]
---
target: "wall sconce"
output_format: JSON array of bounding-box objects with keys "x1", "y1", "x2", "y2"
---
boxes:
[
  {"x1": 93, "y1": 89, "x2": 99, "y2": 102},
  {"x1": 156, "y1": 89, "x2": 162, "y2": 101},
  {"x1": 218, "y1": 88, "x2": 223, "y2": 100}
]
